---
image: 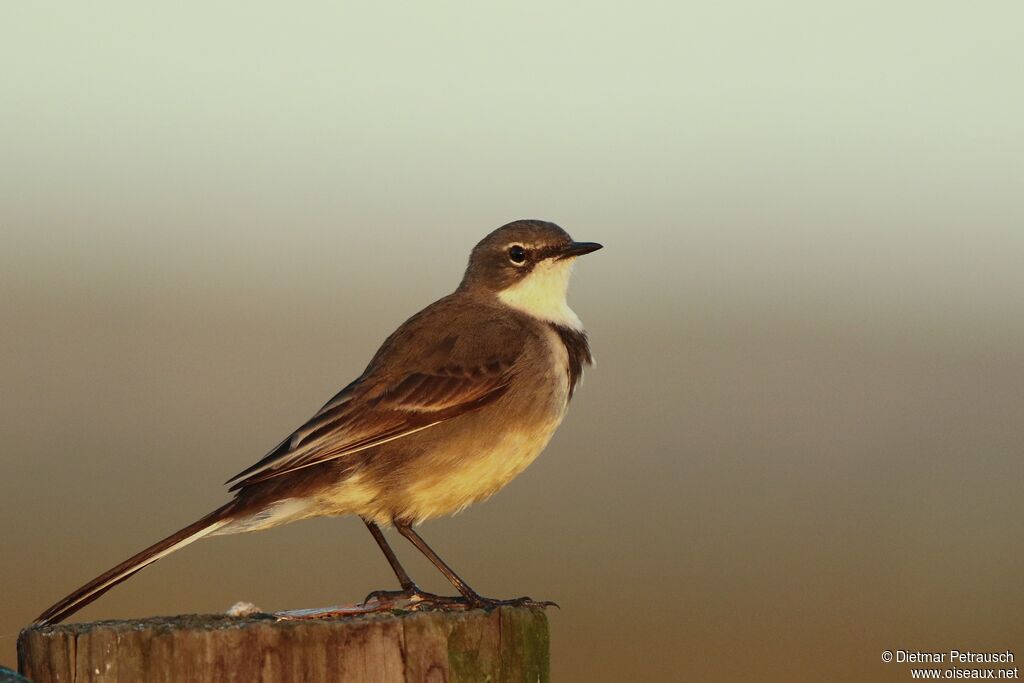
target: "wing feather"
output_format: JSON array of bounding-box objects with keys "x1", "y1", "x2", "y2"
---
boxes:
[{"x1": 225, "y1": 336, "x2": 523, "y2": 491}]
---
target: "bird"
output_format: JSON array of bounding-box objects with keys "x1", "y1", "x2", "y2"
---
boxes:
[{"x1": 35, "y1": 219, "x2": 602, "y2": 625}]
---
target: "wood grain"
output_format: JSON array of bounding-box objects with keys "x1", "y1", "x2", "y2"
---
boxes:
[{"x1": 18, "y1": 607, "x2": 549, "y2": 682}]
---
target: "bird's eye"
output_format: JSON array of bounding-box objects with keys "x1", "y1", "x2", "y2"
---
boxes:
[{"x1": 508, "y1": 245, "x2": 527, "y2": 265}]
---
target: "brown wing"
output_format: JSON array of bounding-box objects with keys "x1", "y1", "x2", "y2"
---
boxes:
[{"x1": 226, "y1": 297, "x2": 526, "y2": 491}]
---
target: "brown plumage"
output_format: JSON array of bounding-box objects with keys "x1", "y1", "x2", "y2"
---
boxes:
[{"x1": 35, "y1": 219, "x2": 601, "y2": 625}]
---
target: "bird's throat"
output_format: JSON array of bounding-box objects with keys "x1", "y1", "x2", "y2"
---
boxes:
[{"x1": 496, "y1": 259, "x2": 583, "y2": 330}]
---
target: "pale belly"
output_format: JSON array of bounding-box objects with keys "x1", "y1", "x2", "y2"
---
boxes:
[
  {"x1": 298, "y1": 403, "x2": 565, "y2": 526},
  {"x1": 399, "y1": 415, "x2": 564, "y2": 523}
]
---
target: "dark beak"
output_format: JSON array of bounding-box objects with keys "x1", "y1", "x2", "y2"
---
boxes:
[{"x1": 555, "y1": 241, "x2": 604, "y2": 260}]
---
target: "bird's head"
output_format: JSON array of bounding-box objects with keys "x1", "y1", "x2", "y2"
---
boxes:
[{"x1": 460, "y1": 219, "x2": 602, "y2": 330}]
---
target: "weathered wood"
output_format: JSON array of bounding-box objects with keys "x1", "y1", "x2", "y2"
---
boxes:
[{"x1": 18, "y1": 607, "x2": 549, "y2": 682}]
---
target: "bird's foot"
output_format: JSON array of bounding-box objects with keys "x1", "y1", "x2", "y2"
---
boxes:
[
  {"x1": 460, "y1": 593, "x2": 559, "y2": 610},
  {"x1": 360, "y1": 586, "x2": 468, "y2": 611}
]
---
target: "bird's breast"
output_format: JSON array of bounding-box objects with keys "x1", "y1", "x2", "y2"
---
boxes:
[
  {"x1": 393, "y1": 410, "x2": 565, "y2": 524},
  {"x1": 317, "y1": 325, "x2": 577, "y2": 525}
]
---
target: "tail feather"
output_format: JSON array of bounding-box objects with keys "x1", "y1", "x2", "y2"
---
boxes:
[{"x1": 34, "y1": 504, "x2": 235, "y2": 626}]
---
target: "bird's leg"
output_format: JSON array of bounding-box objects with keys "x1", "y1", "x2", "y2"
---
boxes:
[
  {"x1": 276, "y1": 519, "x2": 462, "y2": 619},
  {"x1": 359, "y1": 519, "x2": 463, "y2": 609},
  {"x1": 363, "y1": 518, "x2": 416, "y2": 591},
  {"x1": 279, "y1": 520, "x2": 554, "y2": 620},
  {"x1": 394, "y1": 522, "x2": 478, "y2": 600},
  {"x1": 394, "y1": 521, "x2": 557, "y2": 610}
]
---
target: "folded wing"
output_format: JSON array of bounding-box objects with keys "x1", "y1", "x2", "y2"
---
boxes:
[{"x1": 226, "y1": 311, "x2": 525, "y2": 491}]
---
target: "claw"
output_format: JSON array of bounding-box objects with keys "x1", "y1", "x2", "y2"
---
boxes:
[
  {"x1": 360, "y1": 586, "x2": 467, "y2": 609},
  {"x1": 458, "y1": 593, "x2": 558, "y2": 610}
]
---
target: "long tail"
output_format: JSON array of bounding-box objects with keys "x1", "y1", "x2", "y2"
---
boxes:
[{"x1": 34, "y1": 503, "x2": 236, "y2": 626}]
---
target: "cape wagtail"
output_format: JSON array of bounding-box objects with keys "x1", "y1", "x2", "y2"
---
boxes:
[{"x1": 36, "y1": 219, "x2": 602, "y2": 625}]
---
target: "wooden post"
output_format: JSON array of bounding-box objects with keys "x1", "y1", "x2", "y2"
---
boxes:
[{"x1": 18, "y1": 607, "x2": 549, "y2": 682}]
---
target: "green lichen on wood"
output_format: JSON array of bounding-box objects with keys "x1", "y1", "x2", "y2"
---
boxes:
[
  {"x1": 447, "y1": 607, "x2": 549, "y2": 683},
  {"x1": 499, "y1": 607, "x2": 549, "y2": 683},
  {"x1": 446, "y1": 610, "x2": 500, "y2": 682}
]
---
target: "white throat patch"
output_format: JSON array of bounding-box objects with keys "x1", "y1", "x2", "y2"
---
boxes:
[{"x1": 497, "y1": 257, "x2": 583, "y2": 330}]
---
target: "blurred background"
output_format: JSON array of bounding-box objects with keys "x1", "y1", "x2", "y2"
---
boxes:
[{"x1": 2, "y1": 3, "x2": 1022, "y2": 681}]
